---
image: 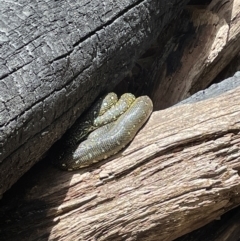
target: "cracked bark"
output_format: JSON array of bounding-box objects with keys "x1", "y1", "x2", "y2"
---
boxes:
[
  {"x1": 0, "y1": 0, "x2": 190, "y2": 196},
  {"x1": 0, "y1": 85, "x2": 240, "y2": 241}
]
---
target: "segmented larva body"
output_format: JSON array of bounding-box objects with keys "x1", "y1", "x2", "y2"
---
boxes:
[{"x1": 56, "y1": 95, "x2": 153, "y2": 171}]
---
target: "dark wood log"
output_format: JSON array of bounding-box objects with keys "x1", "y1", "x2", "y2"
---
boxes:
[
  {"x1": 0, "y1": 0, "x2": 190, "y2": 196},
  {"x1": 1, "y1": 86, "x2": 240, "y2": 241}
]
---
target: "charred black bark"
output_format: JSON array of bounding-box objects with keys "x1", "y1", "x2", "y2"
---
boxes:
[{"x1": 0, "y1": 0, "x2": 190, "y2": 196}]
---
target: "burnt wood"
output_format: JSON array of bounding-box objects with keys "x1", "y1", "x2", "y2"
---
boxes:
[{"x1": 0, "y1": 0, "x2": 189, "y2": 196}]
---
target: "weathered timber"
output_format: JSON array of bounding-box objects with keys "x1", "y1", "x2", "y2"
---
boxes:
[
  {"x1": 0, "y1": 0, "x2": 190, "y2": 196},
  {"x1": 175, "y1": 72, "x2": 240, "y2": 241},
  {"x1": 137, "y1": 0, "x2": 240, "y2": 109},
  {"x1": 176, "y1": 205, "x2": 240, "y2": 241},
  {"x1": 1, "y1": 86, "x2": 240, "y2": 241}
]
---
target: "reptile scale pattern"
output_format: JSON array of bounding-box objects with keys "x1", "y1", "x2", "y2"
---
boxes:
[{"x1": 55, "y1": 93, "x2": 153, "y2": 171}]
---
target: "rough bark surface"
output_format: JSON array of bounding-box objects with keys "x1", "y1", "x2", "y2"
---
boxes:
[
  {"x1": 0, "y1": 0, "x2": 190, "y2": 196},
  {"x1": 1, "y1": 86, "x2": 240, "y2": 241}
]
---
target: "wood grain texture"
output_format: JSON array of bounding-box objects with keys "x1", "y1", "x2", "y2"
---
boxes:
[
  {"x1": 1, "y1": 86, "x2": 240, "y2": 241},
  {"x1": 176, "y1": 205, "x2": 240, "y2": 241},
  {"x1": 142, "y1": 0, "x2": 240, "y2": 110}
]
